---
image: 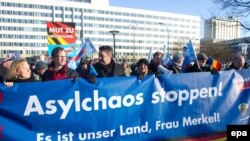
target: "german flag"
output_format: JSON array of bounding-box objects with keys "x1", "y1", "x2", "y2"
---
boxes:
[{"x1": 207, "y1": 57, "x2": 222, "y2": 71}]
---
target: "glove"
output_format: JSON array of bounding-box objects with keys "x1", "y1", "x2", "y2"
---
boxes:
[
  {"x1": 138, "y1": 73, "x2": 145, "y2": 80},
  {"x1": 196, "y1": 68, "x2": 202, "y2": 72},
  {"x1": 71, "y1": 77, "x2": 78, "y2": 83},
  {"x1": 87, "y1": 75, "x2": 96, "y2": 84},
  {"x1": 210, "y1": 68, "x2": 218, "y2": 75},
  {"x1": 155, "y1": 71, "x2": 161, "y2": 78}
]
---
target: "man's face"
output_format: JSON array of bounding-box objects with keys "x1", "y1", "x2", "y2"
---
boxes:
[
  {"x1": 233, "y1": 56, "x2": 245, "y2": 69},
  {"x1": 153, "y1": 55, "x2": 163, "y2": 66},
  {"x1": 53, "y1": 50, "x2": 67, "y2": 67},
  {"x1": 38, "y1": 67, "x2": 47, "y2": 75},
  {"x1": 99, "y1": 51, "x2": 112, "y2": 65},
  {"x1": 198, "y1": 59, "x2": 207, "y2": 67}
]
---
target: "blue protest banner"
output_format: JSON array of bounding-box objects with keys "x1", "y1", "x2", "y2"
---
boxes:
[{"x1": 0, "y1": 69, "x2": 250, "y2": 141}]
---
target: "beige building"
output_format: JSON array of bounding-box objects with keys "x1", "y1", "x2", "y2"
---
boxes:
[{"x1": 204, "y1": 17, "x2": 240, "y2": 42}]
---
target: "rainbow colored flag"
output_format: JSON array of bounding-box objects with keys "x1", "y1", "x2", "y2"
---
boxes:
[{"x1": 207, "y1": 57, "x2": 222, "y2": 71}]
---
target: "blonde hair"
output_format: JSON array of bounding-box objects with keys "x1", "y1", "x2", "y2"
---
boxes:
[{"x1": 5, "y1": 58, "x2": 28, "y2": 81}]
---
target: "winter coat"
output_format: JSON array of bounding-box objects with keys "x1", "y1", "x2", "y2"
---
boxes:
[
  {"x1": 186, "y1": 63, "x2": 210, "y2": 73},
  {"x1": 93, "y1": 60, "x2": 125, "y2": 78},
  {"x1": 42, "y1": 62, "x2": 79, "y2": 81}
]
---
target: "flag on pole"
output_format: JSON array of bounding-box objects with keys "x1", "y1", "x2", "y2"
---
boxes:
[
  {"x1": 181, "y1": 40, "x2": 197, "y2": 72},
  {"x1": 148, "y1": 47, "x2": 153, "y2": 62},
  {"x1": 89, "y1": 65, "x2": 98, "y2": 76},
  {"x1": 72, "y1": 38, "x2": 97, "y2": 61},
  {"x1": 162, "y1": 53, "x2": 172, "y2": 67},
  {"x1": 207, "y1": 57, "x2": 222, "y2": 71},
  {"x1": 68, "y1": 38, "x2": 97, "y2": 70},
  {"x1": 67, "y1": 60, "x2": 78, "y2": 70},
  {"x1": 157, "y1": 65, "x2": 173, "y2": 75},
  {"x1": 8, "y1": 51, "x2": 20, "y2": 60}
]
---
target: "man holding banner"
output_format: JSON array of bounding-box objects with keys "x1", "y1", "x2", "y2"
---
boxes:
[
  {"x1": 186, "y1": 53, "x2": 211, "y2": 73},
  {"x1": 149, "y1": 51, "x2": 164, "y2": 73},
  {"x1": 225, "y1": 53, "x2": 247, "y2": 70},
  {"x1": 42, "y1": 47, "x2": 79, "y2": 81},
  {"x1": 88, "y1": 45, "x2": 125, "y2": 83}
]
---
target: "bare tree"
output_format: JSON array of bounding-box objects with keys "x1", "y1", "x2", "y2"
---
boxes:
[
  {"x1": 200, "y1": 40, "x2": 234, "y2": 63},
  {"x1": 213, "y1": 0, "x2": 250, "y2": 30}
]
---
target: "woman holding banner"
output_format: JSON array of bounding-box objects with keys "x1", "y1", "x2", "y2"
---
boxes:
[
  {"x1": 132, "y1": 58, "x2": 152, "y2": 80},
  {"x1": 4, "y1": 58, "x2": 37, "y2": 87}
]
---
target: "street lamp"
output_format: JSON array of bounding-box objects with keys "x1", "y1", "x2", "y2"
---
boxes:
[
  {"x1": 158, "y1": 23, "x2": 170, "y2": 54},
  {"x1": 109, "y1": 30, "x2": 119, "y2": 58},
  {"x1": 130, "y1": 24, "x2": 138, "y2": 63}
]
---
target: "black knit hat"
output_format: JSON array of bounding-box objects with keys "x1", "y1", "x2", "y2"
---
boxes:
[
  {"x1": 197, "y1": 53, "x2": 208, "y2": 61},
  {"x1": 137, "y1": 58, "x2": 149, "y2": 67}
]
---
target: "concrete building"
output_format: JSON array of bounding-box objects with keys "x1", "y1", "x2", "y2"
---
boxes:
[
  {"x1": 0, "y1": 0, "x2": 200, "y2": 63},
  {"x1": 204, "y1": 17, "x2": 240, "y2": 42},
  {"x1": 224, "y1": 37, "x2": 250, "y2": 61}
]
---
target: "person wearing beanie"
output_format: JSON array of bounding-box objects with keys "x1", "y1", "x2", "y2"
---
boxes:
[
  {"x1": 167, "y1": 53, "x2": 184, "y2": 73},
  {"x1": 76, "y1": 59, "x2": 89, "y2": 78},
  {"x1": 0, "y1": 56, "x2": 14, "y2": 82},
  {"x1": 186, "y1": 53, "x2": 210, "y2": 73},
  {"x1": 35, "y1": 61, "x2": 48, "y2": 81},
  {"x1": 133, "y1": 58, "x2": 152, "y2": 80}
]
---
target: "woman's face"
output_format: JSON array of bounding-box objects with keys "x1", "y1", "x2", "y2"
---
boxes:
[
  {"x1": 17, "y1": 61, "x2": 31, "y2": 79},
  {"x1": 138, "y1": 63, "x2": 148, "y2": 74},
  {"x1": 81, "y1": 63, "x2": 88, "y2": 70},
  {"x1": 122, "y1": 63, "x2": 128, "y2": 68}
]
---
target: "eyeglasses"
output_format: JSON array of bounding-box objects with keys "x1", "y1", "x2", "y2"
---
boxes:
[{"x1": 55, "y1": 56, "x2": 67, "y2": 58}]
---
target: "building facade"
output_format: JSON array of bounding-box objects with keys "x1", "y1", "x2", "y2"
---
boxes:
[
  {"x1": 0, "y1": 0, "x2": 200, "y2": 63},
  {"x1": 224, "y1": 37, "x2": 250, "y2": 61},
  {"x1": 204, "y1": 17, "x2": 240, "y2": 42}
]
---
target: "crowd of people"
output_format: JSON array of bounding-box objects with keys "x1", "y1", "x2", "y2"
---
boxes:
[{"x1": 0, "y1": 45, "x2": 249, "y2": 86}]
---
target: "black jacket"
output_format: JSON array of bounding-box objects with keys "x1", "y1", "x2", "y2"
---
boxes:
[
  {"x1": 225, "y1": 63, "x2": 249, "y2": 71},
  {"x1": 0, "y1": 64, "x2": 8, "y2": 82},
  {"x1": 4, "y1": 75, "x2": 37, "y2": 83},
  {"x1": 12, "y1": 77, "x2": 37, "y2": 83},
  {"x1": 186, "y1": 63, "x2": 210, "y2": 73},
  {"x1": 149, "y1": 61, "x2": 158, "y2": 73},
  {"x1": 167, "y1": 64, "x2": 182, "y2": 73},
  {"x1": 93, "y1": 60, "x2": 125, "y2": 78}
]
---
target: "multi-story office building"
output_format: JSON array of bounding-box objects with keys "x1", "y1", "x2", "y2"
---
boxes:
[
  {"x1": 204, "y1": 17, "x2": 240, "y2": 42},
  {"x1": 0, "y1": 0, "x2": 200, "y2": 63}
]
